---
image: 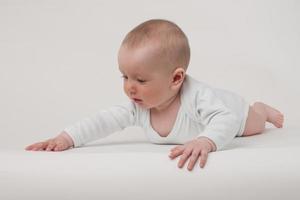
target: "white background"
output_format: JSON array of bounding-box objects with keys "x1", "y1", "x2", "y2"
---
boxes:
[{"x1": 0, "y1": 0, "x2": 299, "y2": 149}]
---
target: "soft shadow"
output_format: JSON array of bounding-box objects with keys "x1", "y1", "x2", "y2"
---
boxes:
[{"x1": 82, "y1": 140, "x2": 150, "y2": 148}]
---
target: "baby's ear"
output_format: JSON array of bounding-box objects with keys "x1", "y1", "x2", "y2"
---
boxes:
[{"x1": 172, "y1": 67, "x2": 185, "y2": 85}]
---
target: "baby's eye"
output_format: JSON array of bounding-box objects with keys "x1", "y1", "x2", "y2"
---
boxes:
[
  {"x1": 137, "y1": 79, "x2": 146, "y2": 83},
  {"x1": 121, "y1": 75, "x2": 128, "y2": 80}
]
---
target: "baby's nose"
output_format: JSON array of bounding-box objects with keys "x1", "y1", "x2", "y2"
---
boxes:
[
  {"x1": 129, "y1": 90, "x2": 136, "y2": 96},
  {"x1": 127, "y1": 81, "x2": 136, "y2": 92}
]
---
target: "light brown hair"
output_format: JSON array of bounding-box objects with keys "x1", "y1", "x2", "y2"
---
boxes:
[{"x1": 121, "y1": 19, "x2": 190, "y2": 71}]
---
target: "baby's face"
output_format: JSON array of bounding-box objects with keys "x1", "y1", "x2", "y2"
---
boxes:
[{"x1": 118, "y1": 45, "x2": 178, "y2": 110}]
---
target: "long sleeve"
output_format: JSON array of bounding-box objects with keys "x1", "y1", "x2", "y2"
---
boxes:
[
  {"x1": 195, "y1": 88, "x2": 241, "y2": 150},
  {"x1": 63, "y1": 102, "x2": 137, "y2": 147}
]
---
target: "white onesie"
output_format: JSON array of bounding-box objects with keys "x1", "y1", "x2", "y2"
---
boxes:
[{"x1": 64, "y1": 75, "x2": 249, "y2": 150}]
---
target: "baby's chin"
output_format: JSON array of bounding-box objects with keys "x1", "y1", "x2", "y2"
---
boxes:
[{"x1": 133, "y1": 101, "x2": 153, "y2": 110}]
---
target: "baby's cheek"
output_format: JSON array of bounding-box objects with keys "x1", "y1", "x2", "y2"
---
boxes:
[{"x1": 144, "y1": 92, "x2": 157, "y2": 104}]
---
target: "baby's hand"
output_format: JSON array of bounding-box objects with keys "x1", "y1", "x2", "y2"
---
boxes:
[
  {"x1": 25, "y1": 131, "x2": 74, "y2": 152},
  {"x1": 169, "y1": 137, "x2": 216, "y2": 171}
]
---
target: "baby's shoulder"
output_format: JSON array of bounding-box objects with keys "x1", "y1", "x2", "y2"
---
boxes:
[
  {"x1": 180, "y1": 75, "x2": 210, "y2": 118},
  {"x1": 182, "y1": 75, "x2": 214, "y2": 101}
]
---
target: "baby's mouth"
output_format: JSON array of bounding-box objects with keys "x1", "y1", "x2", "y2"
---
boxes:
[{"x1": 132, "y1": 98, "x2": 142, "y2": 103}]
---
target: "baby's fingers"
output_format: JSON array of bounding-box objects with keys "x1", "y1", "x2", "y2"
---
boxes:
[
  {"x1": 54, "y1": 141, "x2": 68, "y2": 151},
  {"x1": 169, "y1": 146, "x2": 184, "y2": 159},
  {"x1": 45, "y1": 140, "x2": 56, "y2": 151},
  {"x1": 25, "y1": 144, "x2": 35, "y2": 151},
  {"x1": 199, "y1": 150, "x2": 209, "y2": 168},
  {"x1": 170, "y1": 145, "x2": 182, "y2": 152},
  {"x1": 25, "y1": 142, "x2": 47, "y2": 151},
  {"x1": 187, "y1": 149, "x2": 201, "y2": 171},
  {"x1": 178, "y1": 148, "x2": 193, "y2": 168}
]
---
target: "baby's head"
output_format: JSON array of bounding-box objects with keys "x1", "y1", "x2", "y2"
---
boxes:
[{"x1": 118, "y1": 19, "x2": 190, "y2": 110}]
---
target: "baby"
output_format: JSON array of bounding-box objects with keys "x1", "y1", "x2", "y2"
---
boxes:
[{"x1": 25, "y1": 19, "x2": 284, "y2": 171}]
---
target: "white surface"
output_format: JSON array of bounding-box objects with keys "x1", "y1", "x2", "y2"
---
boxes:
[
  {"x1": 1, "y1": 127, "x2": 300, "y2": 200},
  {"x1": 1, "y1": 0, "x2": 300, "y2": 199}
]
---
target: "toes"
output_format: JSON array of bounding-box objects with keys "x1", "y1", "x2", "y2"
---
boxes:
[{"x1": 275, "y1": 114, "x2": 284, "y2": 128}]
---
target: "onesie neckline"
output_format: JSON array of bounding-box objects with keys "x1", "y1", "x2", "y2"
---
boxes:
[{"x1": 145, "y1": 88, "x2": 184, "y2": 140}]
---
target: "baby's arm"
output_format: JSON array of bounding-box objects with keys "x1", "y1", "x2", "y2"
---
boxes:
[
  {"x1": 195, "y1": 88, "x2": 241, "y2": 150},
  {"x1": 169, "y1": 87, "x2": 241, "y2": 170},
  {"x1": 26, "y1": 101, "x2": 136, "y2": 151},
  {"x1": 64, "y1": 102, "x2": 136, "y2": 147},
  {"x1": 25, "y1": 131, "x2": 74, "y2": 151}
]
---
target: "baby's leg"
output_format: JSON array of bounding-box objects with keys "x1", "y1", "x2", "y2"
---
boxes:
[{"x1": 242, "y1": 102, "x2": 284, "y2": 136}]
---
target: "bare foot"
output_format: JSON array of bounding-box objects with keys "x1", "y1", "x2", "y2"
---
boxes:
[{"x1": 263, "y1": 103, "x2": 284, "y2": 128}]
